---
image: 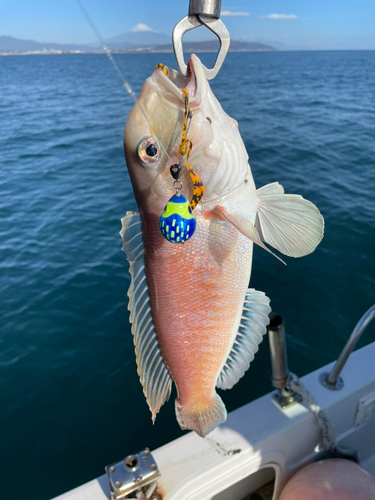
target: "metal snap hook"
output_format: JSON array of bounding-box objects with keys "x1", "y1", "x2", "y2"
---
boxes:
[{"x1": 172, "y1": 14, "x2": 230, "y2": 80}]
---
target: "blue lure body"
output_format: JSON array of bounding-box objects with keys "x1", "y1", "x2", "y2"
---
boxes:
[{"x1": 159, "y1": 194, "x2": 196, "y2": 243}]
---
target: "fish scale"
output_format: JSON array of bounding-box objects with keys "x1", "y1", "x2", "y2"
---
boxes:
[{"x1": 143, "y1": 203, "x2": 253, "y2": 425}]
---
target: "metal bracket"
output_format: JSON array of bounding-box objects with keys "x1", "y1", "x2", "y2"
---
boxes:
[
  {"x1": 105, "y1": 448, "x2": 160, "y2": 499},
  {"x1": 272, "y1": 389, "x2": 303, "y2": 410},
  {"x1": 319, "y1": 372, "x2": 344, "y2": 391},
  {"x1": 172, "y1": 14, "x2": 230, "y2": 80}
]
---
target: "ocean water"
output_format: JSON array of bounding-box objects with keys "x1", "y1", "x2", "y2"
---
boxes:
[{"x1": 1, "y1": 51, "x2": 374, "y2": 500}]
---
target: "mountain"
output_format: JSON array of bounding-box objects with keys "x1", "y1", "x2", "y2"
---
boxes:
[
  {"x1": 256, "y1": 40, "x2": 299, "y2": 51},
  {"x1": 243, "y1": 35, "x2": 375, "y2": 51},
  {"x1": 115, "y1": 40, "x2": 277, "y2": 53},
  {"x1": 0, "y1": 35, "x2": 276, "y2": 55},
  {"x1": 0, "y1": 35, "x2": 92, "y2": 53},
  {"x1": 103, "y1": 31, "x2": 170, "y2": 50}
]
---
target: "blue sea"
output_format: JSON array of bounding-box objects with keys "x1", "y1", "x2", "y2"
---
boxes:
[{"x1": 1, "y1": 51, "x2": 374, "y2": 500}]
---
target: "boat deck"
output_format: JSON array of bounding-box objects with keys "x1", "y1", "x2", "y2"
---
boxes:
[{"x1": 53, "y1": 342, "x2": 375, "y2": 500}]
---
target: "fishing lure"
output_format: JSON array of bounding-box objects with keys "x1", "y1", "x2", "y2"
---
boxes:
[
  {"x1": 157, "y1": 66, "x2": 204, "y2": 244},
  {"x1": 159, "y1": 191, "x2": 196, "y2": 244}
]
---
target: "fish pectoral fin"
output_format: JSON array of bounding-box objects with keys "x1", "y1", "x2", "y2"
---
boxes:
[
  {"x1": 255, "y1": 182, "x2": 324, "y2": 257},
  {"x1": 120, "y1": 212, "x2": 172, "y2": 420},
  {"x1": 217, "y1": 289, "x2": 271, "y2": 390},
  {"x1": 212, "y1": 205, "x2": 286, "y2": 265}
]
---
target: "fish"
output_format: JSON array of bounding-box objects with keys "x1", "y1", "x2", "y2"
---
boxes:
[{"x1": 120, "y1": 54, "x2": 324, "y2": 438}]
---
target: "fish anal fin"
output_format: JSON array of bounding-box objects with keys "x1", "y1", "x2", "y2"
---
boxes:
[
  {"x1": 217, "y1": 289, "x2": 271, "y2": 390},
  {"x1": 120, "y1": 212, "x2": 172, "y2": 419},
  {"x1": 212, "y1": 206, "x2": 286, "y2": 265},
  {"x1": 256, "y1": 182, "x2": 324, "y2": 258}
]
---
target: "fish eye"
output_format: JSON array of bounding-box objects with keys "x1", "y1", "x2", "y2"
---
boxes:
[
  {"x1": 146, "y1": 143, "x2": 157, "y2": 157},
  {"x1": 138, "y1": 138, "x2": 160, "y2": 165}
]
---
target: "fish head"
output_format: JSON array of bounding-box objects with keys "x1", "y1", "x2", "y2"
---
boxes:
[{"x1": 124, "y1": 55, "x2": 252, "y2": 214}]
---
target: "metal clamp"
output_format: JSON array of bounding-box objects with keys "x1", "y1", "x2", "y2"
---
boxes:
[
  {"x1": 189, "y1": 0, "x2": 222, "y2": 18},
  {"x1": 105, "y1": 448, "x2": 160, "y2": 499},
  {"x1": 172, "y1": 0, "x2": 230, "y2": 80}
]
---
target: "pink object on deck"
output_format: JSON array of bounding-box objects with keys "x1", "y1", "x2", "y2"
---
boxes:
[{"x1": 279, "y1": 459, "x2": 375, "y2": 500}]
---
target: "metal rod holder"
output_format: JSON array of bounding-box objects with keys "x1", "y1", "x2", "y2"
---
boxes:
[
  {"x1": 320, "y1": 304, "x2": 375, "y2": 391},
  {"x1": 267, "y1": 314, "x2": 302, "y2": 409},
  {"x1": 268, "y1": 314, "x2": 289, "y2": 390}
]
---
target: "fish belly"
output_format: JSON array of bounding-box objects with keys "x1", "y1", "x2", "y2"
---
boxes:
[{"x1": 143, "y1": 208, "x2": 253, "y2": 435}]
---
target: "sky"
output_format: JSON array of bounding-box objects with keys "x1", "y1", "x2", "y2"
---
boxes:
[{"x1": 1, "y1": 0, "x2": 375, "y2": 50}]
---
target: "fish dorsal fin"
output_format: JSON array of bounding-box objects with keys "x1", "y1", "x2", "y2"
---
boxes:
[
  {"x1": 217, "y1": 289, "x2": 271, "y2": 390},
  {"x1": 212, "y1": 206, "x2": 286, "y2": 265},
  {"x1": 255, "y1": 182, "x2": 324, "y2": 257},
  {"x1": 120, "y1": 211, "x2": 172, "y2": 420}
]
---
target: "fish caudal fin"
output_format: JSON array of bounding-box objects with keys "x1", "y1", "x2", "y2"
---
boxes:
[
  {"x1": 120, "y1": 211, "x2": 172, "y2": 421},
  {"x1": 175, "y1": 393, "x2": 227, "y2": 438},
  {"x1": 255, "y1": 182, "x2": 324, "y2": 257}
]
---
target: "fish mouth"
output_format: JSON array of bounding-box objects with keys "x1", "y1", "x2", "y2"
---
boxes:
[
  {"x1": 152, "y1": 54, "x2": 203, "y2": 106},
  {"x1": 185, "y1": 54, "x2": 201, "y2": 100}
]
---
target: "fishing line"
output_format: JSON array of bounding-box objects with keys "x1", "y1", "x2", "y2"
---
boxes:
[{"x1": 75, "y1": 0, "x2": 173, "y2": 163}]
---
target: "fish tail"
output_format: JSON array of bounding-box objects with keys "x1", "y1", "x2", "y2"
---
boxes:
[{"x1": 175, "y1": 393, "x2": 227, "y2": 438}]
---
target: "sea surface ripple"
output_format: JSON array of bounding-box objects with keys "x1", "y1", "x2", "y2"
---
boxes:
[{"x1": 0, "y1": 51, "x2": 374, "y2": 500}]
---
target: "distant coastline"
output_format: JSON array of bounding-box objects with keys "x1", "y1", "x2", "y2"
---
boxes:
[
  {"x1": 3, "y1": 29, "x2": 375, "y2": 54},
  {"x1": 0, "y1": 36, "x2": 276, "y2": 56}
]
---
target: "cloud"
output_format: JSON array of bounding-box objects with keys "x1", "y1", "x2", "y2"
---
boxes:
[
  {"x1": 260, "y1": 14, "x2": 298, "y2": 19},
  {"x1": 131, "y1": 23, "x2": 156, "y2": 32},
  {"x1": 221, "y1": 11, "x2": 250, "y2": 17}
]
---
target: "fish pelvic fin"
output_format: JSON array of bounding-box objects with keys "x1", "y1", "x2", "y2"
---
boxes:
[
  {"x1": 255, "y1": 182, "x2": 324, "y2": 257},
  {"x1": 212, "y1": 205, "x2": 286, "y2": 265},
  {"x1": 217, "y1": 289, "x2": 271, "y2": 390},
  {"x1": 175, "y1": 393, "x2": 227, "y2": 438},
  {"x1": 120, "y1": 211, "x2": 172, "y2": 421}
]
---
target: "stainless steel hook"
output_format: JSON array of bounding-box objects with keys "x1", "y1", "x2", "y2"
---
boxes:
[{"x1": 172, "y1": 0, "x2": 230, "y2": 80}]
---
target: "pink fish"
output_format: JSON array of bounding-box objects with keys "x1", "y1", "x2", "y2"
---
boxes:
[{"x1": 121, "y1": 55, "x2": 324, "y2": 437}]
